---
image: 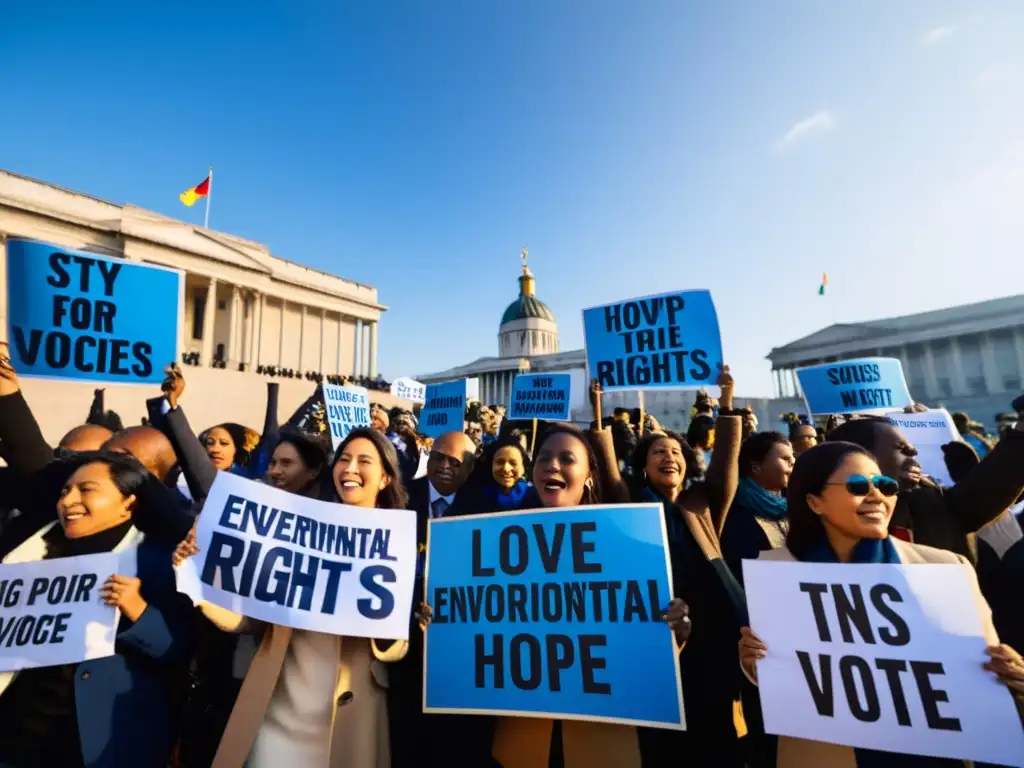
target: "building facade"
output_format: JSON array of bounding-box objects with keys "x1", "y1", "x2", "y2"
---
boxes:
[
  {"x1": 0, "y1": 169, "x2": 403, "y2": 441},
  {"x1": 767, "y1": 295, "x2": 1024, "y2": 427}
]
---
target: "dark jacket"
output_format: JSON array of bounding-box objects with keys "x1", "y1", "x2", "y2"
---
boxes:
[
  {"x1": 0, "y1": 531, "x2": 197, "y2": 768},
  {"x1": 898, "y1": 429, "x2": 1024, "y2": 561},
  {"x1": 720, "y1": 496, "x2": 787, "y2": 585}
]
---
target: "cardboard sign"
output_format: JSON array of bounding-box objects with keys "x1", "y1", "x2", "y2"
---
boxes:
[
  {"x1": 743, "y1": 559, "x2": 1024, "y2": 766},
  {"x1": 419, "y1": 379, "x2": 467, "y2": 439},
  {"x1": 508, "y1": 374, "x2": 572, "y2": 421},
  {"x1": 582, "y1": 290, "x2": 723, "y2": 392},
  {"x1": 796, "y1": 358, "x2": 913, "y2": 416},
  {"x1": 424, "y1": 504, "x2": 685, "y2": 729},
  {"x1": 6, "y1": 238, "x2": 180, "y2": 384},
  {"x1": 323, "y1": 384, "x2": 371, "y2": 450},
  {"x1": 178, "y1": 473, "x2": 417, "y2": 640},
  {"x1": 886, "y1": 410, "x2": 961, "y2": 487},
  {"x1": 391, "y1": 377, "x2": 427, "y2": 403},
  {"x1": 0, "y1": 553, "x2": 122, "y2": 671}
]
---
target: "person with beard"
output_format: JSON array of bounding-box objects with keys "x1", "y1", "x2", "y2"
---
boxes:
[
  {"x1": 827, "y1": 399, "x2": 1024, "y2": 561},
  {"x1": 0, "y1": 451, "x2": 197, "y2": 768}
]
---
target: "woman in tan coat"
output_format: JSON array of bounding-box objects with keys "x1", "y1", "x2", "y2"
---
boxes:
[
  {"x1": 200, "y1": 428, "x2": 411, "y2": 768},
  {"x1": 739, "y1": 441, "x2": 1024, "y2": 767}
]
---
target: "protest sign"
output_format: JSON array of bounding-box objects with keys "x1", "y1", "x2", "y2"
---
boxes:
[
  {"x1": 419, "y1": 379, "x2": 467, "y2": 439},
  {"x1": 6, "y1": 238, "x2": 180, "y2": 384},
  {"x1": 0, "y1": 552, "x2": 122, "y2": 671},
  {"x1": 179, "y1": 473, "x2": 417, "y2": 640},
  {"x1": 323, "y1": 384, "x2": 371, "y2": 450},
  {"x1": 582, "y1": 290, "x2": 722, "y2": 392},
  {"x1": 508, "y1": 374, "x2": 571, "y2": 421},
  {"x1": 424, "y1": 504, "x2": 684, "y2": 729},
  {"x1": 886, "y1": 409, "x2": 960, "y2": 487},
  {"x1": 743, "y1": 559, "x2": 1024, "y2": 766},
  {"x1": 796, "y1": 357, "x2": 912, "y2": 416},
  {"x1": 391, "y1": 377, "x2": 427, "y2": 403}
]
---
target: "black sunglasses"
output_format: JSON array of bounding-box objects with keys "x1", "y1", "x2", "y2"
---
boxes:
[{"x1": 827, "y1": 473, "x2": 899, "y2": 497}]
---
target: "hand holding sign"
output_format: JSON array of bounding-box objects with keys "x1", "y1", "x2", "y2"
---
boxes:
[
  {"x1": 161, "y1": 363, "x2": 186, "y2": 409},
  {"x1": 739, "y1": 626, "x2": 767, "y2": 683},
  {"x1": 984, "y1": 644, "x2": 1024, "y2": 694},
  {"x1": 100, "y1": 574, "x2": 146, "y2": 622}
]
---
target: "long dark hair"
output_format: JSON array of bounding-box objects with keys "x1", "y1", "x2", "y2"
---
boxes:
[
  {"x1": 330, "y1": 427, "x2": 409, "y2": 510},
  {"x1": 274, "y1": 428, "x2": 331, "y2": 495},
  {"x1": 785, "y1": 441, "x2": 878, "y2": 557},
  {"x1": 630, "y1": 430, "x2": 700, "y2": 495},
  {"x1": 532, "y1": 423, "x2": 603, "y2": 506},
  {"x1": 738, "y1": 431, "x2": 790, "y2": 478}
]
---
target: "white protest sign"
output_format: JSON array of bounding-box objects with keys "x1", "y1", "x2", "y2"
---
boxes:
[
  {"x1": 323, "y1": 384, "x2": 371, "y2": 450},
  {"x1": 179, "y1": 473, "x2": 418, "y2": 640},
  {"x1": 0, "y1": 552, "x2": 122, "y2": 671},
  {"x1": 886, "y1": 409, "x2": 961, "y2": 488},
  {"x1": 391, "y1": 377, "x2": 426, "y2": 403},
  {"x1": 743, "y1": 559, "x2": 1024, "y2": 766}
]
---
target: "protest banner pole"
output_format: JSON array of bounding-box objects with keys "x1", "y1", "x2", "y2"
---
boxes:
[
  {"x1": 529, "y1": 417, "x2": 538, "y2": 455},
  {"x1": 204, "y1": 166, "x2": 213, "y2": 229},
  {"x1": 638, "y1": 391, "x2": 646, "y2": 435}
]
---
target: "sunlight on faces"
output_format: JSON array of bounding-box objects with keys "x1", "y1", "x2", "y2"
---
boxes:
[
  {"x1": 333, "y1": 437, "x2": 389, "y2": 508},
  {"x1": 790, "y1": 425, "x2": 818, "y2": 456},
  {"x1": 427, "y1": 432, "x2": 475, "y2": 496},
  {"x1": 754, "y1": 442, "x2": 795, "y2": 492},
  {"x1": 204, "y1": 427, "x2": 236, "y2": 471},
  {"x1": 267, "y1": 442, "x2": 318, "y2": 493},
  {"x1": 533, "y1": 432, "x2": 593, "y2": 508},
  {"x1": 491, "y1": 445, "x2": 524, "y2": 492},
  {"x1": 807, "y1": 453, "x2": 897, "y2": 543},
  {"x1": 644, "y1": 436, "x2": 685, "y2": 495},
  {"x1": 57, "y1": 462, "x2": 135, "y2": 539},
  {"x1": 58, "y1": 424, "x2": 113, "y2": 452}
]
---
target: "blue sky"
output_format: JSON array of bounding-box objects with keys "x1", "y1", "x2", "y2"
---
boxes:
[{"x1": 2, "y1": 1, "x2": 1022, "y2": 396}]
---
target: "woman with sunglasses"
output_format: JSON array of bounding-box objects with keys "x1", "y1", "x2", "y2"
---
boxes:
[{"x1": 739, "y1": 441, "x2": 1024, "y2": 766}]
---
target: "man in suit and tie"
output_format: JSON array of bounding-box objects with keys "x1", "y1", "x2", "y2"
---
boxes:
[{"x1": 389, "y1": 431, "x2": 498, "y2": 767}]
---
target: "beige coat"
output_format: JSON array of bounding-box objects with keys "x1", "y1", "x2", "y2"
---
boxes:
[
  {"x1": 204, "y1": 605, "x2": 407, "y2": 768},
  {"x1": 752, "y1": 538, "x2": 1002, "y2": 768}
]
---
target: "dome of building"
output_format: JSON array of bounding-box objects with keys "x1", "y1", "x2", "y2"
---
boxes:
[
  {"x1": 498, "y1": 248, "x2": 560, "y2": 358},
  {"x1": 500, "y1": 294, "x2": 556, "y2": 325}
]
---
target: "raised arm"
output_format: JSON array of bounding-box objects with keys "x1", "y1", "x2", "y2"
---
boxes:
[
  {"x1": 944, "y1": 401, "x2": 1024, "y2": 535},
  {"x1": 241, "y1": 381, "x2": 281, "y2": 479},
  {"x1": 153, "y1": 365, "x2": 218, "y2": 501},
  {"x1": 0, "y1": 351, "x2": 54, "y2": 476},
  {"x1": 586, "y1": 381, "x2": 630, "y2": 503},
  {"x1": 705, "y1": 366, "x2": 740, "y2": 538}
]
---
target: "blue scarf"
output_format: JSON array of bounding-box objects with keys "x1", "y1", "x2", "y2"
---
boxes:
[
  {"x1": 799, "y1": 534, "x2": 900, "y2": 564},
  {"x1": 482, "y1": 478, "x2": 531, "y2": 510},
  {"x1": 733, "y1": 476, "x2": 788, "y2": 521}
]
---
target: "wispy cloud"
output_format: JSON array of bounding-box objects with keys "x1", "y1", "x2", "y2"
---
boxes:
[
  {"x1": 922, "y1": 26, "x2": 953, "y2": 45},
  {"x1": 774, "y1": 110, "x2": 836, "y2": 152}
]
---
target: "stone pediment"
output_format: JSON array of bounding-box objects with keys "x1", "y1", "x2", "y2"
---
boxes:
[{"x1": 771, "y1": 324, "x2": 881, "y2": 355}]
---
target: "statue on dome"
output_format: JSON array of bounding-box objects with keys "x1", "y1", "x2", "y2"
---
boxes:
[{"x1": 521, "y1": 246, "x2": 529, "y2": 272}]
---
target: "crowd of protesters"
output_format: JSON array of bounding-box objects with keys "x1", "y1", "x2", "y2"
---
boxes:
[{"x1": 0, "y1": 347, "x2": 1021, "y2": 768}]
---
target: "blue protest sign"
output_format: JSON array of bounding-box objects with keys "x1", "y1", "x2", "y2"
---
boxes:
[
  {"x1": 424, "y1": 504, "x2": 685, "y2": 729},
  {"x1": 6, "y1": 238, "x2": 180, "y2": 384},
  {"x1": 582, "y1": 290, "x2": 722, "y2": 392},
  {"x1": 419, "y1": 379, "x2": 467, "y2": 439},
  {"x1": 796, "y1": 357, "x2": 913, "y2": 416},
  {"x1": 322, "y1": 384, "x2": 371, "y2": 450},
  {"x1": 508, "y1": 373, "x2": 572, "y2": 421}
]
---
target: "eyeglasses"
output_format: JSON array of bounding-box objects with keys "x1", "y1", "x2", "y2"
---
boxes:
[
  {"x1": 428, "y1": 452, "x2": 462, "y2": 469},
  {"x1": 827, "y1": 474, "x2": 899, "y2": 497}
]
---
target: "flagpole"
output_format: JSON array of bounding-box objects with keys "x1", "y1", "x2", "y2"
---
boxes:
[{"x1": 204, "y1": 166, "x2": 213, "y2": 229}]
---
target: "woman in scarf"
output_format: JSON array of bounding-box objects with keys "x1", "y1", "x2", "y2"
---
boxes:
[
  {"x1": 720, "y1": 431, "x2": 794, "y2": 584},
  {"x1": 0, "y1": 451, "x2": 196, "y2": 768},
  {"x1": 475, "y1": 434, "x2": 532, "y2": 512},
  {"x1": 739, "y1": 441, "x2": 1024, "y2": 766},
  {"x1": 194, "y1": 428, "x2": 409, "y2": 767},
  {"x1": 601, "y1": 368, "x2": 749, "y2": 767},
  {"x1": 489, "y1": 423, "x2": 689, "y2": 768}
]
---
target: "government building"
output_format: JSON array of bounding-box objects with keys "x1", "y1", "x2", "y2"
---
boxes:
[
  {"x1": 767, "y1": 296, "x2": 1024, "y2": 428},
  {"x1": 0, "y1": 169, "x2": 407, "y2": 442},
  {"x1": 418, "y1": 252, "x2": 772, "y2": 432}
]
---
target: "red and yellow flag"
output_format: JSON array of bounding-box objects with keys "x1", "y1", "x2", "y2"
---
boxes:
[{"x1": 179, "y1": 175, "x2": 211, "y2": 207}]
